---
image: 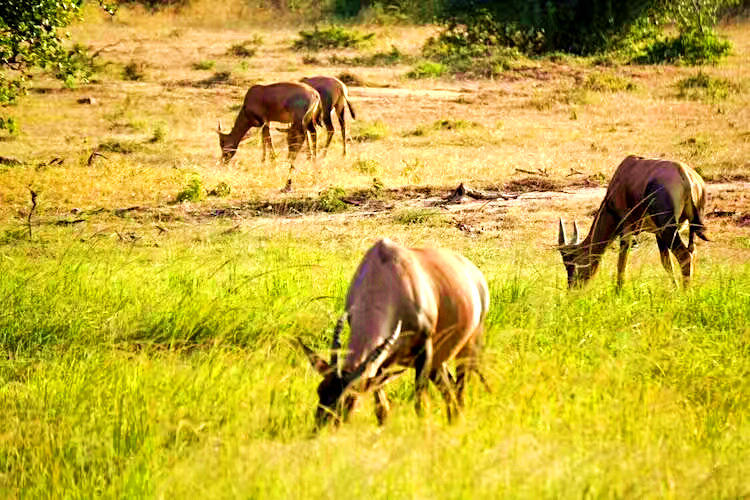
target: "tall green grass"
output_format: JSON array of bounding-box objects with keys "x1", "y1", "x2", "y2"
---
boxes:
[{"x1": 1, "y1": 223, "x2": 748, "y2": 497}]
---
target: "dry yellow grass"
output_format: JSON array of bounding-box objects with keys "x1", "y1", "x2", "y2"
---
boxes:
[{"x1": 1, "y1": 1, "x2": 748, "y2": 223}]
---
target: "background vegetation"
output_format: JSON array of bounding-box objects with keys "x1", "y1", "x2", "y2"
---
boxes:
[{"x1": 0, "y1": 0, "x2": 748, "y2": 497}]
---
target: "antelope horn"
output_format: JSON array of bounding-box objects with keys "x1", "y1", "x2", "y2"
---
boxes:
[
  {"x1": 331, "y1": 312, "x2": 348, "y2": 376},
  {"x1": 573, "y1": 220, "x2": 580, "y2": 244},
  {"x1": 217, "y1": 120, "x2": 223, "y2": 134},
  {"x1": 344, "y1": 320, "x2": 402, "y2": 387},
  {"x1": 558, "y1": 218, "x2": 567, "y2": 246}
]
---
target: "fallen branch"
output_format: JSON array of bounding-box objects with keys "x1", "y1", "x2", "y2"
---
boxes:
[
  {"x1": 566, "y1": 168, "x2": 584, "y2": 177},
  {"x1": 444, "y1": 183, "x2": 519, "y2": 204},
  {"x1": 514, "y1": 168, "x2": 549, "y2": 177}
]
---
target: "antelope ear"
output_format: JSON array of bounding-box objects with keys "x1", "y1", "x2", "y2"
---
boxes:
[
  {"x1": 573, "y1": 220, "x2": 580, "y2": 244},
  {"x1": 558, "y1": 218, "x2": 567, "y2": 246},
  {"x1": 296, "y1": 338, "x2": 332, "y2": 375}
]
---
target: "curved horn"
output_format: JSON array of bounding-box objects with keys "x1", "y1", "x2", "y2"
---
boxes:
[
  {"x1": 331, "y1": 312, "x2": 348, "y2": 375},
  {"x1": 558, "y1": 218, "x2": 567, "y2": 246},
  {"x1": 573, "y1": 220, "x2": 580, "y2": 244},
  {"x1": 344, "y1": 320, "x2": 402, "y2": 387}
]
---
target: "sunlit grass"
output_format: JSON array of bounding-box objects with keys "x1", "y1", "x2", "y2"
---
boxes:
[{"x1": 0, "y1": 221, "x2": 748, "y2": 497}]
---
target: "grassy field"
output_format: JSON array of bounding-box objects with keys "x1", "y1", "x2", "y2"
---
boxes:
[{"x1": 1, "y1": 2, "x2": 749, "y2": 498}]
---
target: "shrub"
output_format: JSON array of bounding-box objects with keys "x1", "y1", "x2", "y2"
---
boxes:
[
  {"x1": 207, "y1": 182, "x2": 231, "y2": 197},
  {"x1": 677, "y1": 71, "x2": 738, "y2": 100},
  {"x1": 228, "y1": 41, "x2": 258, "y2": 58},
  {"x1": 192, "y1": 60, "x2": 215, "y2": 70},
  {"x1": 149, "y1": 122, "x2": 167, "y2": 143},
  {"x1": 633, "y1": 32, "x2": 732, "y2": 65},
  {"x1": 292, "y1": 26, "x2": 375, "y2": 51},
  {"x1": 407, "y1": 61, "x2": 448, "y2": 79},
  {"x1": 97, "y1": 139, "x2": 140, "y2": 154},
  {"x1": 583, "y1": 72, "x2": 637, "y2": 92},
  {"x1": 317, "y1": 186, "x2": 347, "y2": 213},
  {"x1": 353, "y1": 157, "x2": 380, "y2": 174},
  {"x1": 393, "y1": 208, "x2": 440, "y2": 225},
  {"x1": 176, "y1": 177, "x2": 205, "y2": 203},
  {"x1": 351, "y1": 121, "x2": 389, "y2": 141},
  {"x1": 329, "y1": 46, "x2": 410, "y2": 66},
  {"x1": 122, "y1": 62, "x2": 146, "y2": 81}
]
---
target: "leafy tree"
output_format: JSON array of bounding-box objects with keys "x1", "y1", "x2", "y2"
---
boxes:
[{"x1": 0, "y1": 0, "x2": 114, "y2": 131}]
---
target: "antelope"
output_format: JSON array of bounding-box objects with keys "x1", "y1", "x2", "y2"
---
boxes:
[
  {"x1": 217, "y1": 82, "x2": 320, "y2": 185},
  {"x1": 297, "y1": 238, "x2": 490, "y2": 427},
  {"x1": 300, "y1": 76, "x2": 356, "y2": 157},
  {"x1": 557, "y1": 155, "x2": 708, "y2": 289}
]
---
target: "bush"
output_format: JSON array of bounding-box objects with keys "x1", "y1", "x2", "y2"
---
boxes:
[
  {"x1": 122, "y1": 62, "x2": 146, "y2": 81},
  {"x1": 176, "y1": 177, "x2": 205, "y2": 203},
  {"x1": 292, "y1": 26, "x2": 375, "y2": 51},
  {"x1": 677, "y1": 71, "x2": 738, "y2": 100},
  {"x1": 351, "y1": 121, "x2": 389, "y2": 141},
  {"x1": 207, "y1": 182, "x2": 231, "y2": 197},
  {"x1": 633, "y1": 32, "x2": 732, "y2": 65},
  {"x1": 192, "y1": 60, "x2": 215, "y2": 70},
  {"x1": 407, "y1": 61, "x2": 448, "y2": 79},
  {"x1": 316, "y1": 186, "x2": 347, "y2": 212},
  {"x1": 583, "y1": 72, "x2": 637, "y2": 92}
]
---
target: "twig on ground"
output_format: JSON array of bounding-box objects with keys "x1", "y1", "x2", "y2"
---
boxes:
[{"x1": 444, "y1": 183, "x2": 519, "y2": 204}]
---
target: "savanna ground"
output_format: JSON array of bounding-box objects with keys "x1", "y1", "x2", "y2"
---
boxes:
[{"x1": 1, "y1": 2, "x2": 749, "y2": 498}]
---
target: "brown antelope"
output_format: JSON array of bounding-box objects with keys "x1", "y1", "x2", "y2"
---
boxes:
[
  {"x1": 300, "y1": 76, "x2": 356, "y2": 157},
  {"x1": 557, "y1": 155, "x2": 708, "y2": 289},
  {"x1": 297, "y1": 238, "x2": 490, "y2": 427},
  {"x1": 217, "y1": 82, "x2": 320, "y2": 179}
]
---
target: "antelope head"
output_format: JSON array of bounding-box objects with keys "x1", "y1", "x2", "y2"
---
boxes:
[
  {"x1": 216, "y1": 120, "x2": 236, "y2": 163},
  {"x1": 298, "y1": 316, "x2": 402, "y2": 428},
  {"x1": 557, "y1": 218, "x2": 590, "y2": 288}
]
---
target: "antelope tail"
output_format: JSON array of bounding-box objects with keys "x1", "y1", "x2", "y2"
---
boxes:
[
  {"x1": 304, "y1": 96, "x2": 320, "y2": 127},
  {"x1": 346, "y1": 98, "x2": 356, "y2": 120},
  {"x1": 691, "y1": 213, "x2": 710, "y2": 241}
]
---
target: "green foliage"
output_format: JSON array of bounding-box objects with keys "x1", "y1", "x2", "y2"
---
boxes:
[
  {"x1": 351, "y1": 120, "x2": 389, "y2": 141},
  {"x1": 329, "y1": 46, "x2": 409, "y2": 66},
  {"x1": 191, "y1": 60, "x2": 215, "y2": 70},
  {"x1": 676, "y1": 71, "x2": 739, "y2": 100},
  {"x1": 418, "y1": 13, "x2": 524, "y2": 77},
  {"x1": 406, "y1": 60, "x2": 448, "y2": 79},
  {"x1": 149, "y1": 122, "x2": 168, "y2": 143},
  {"x1": 228, "y1": 38, "x2": 263, "y2": 58},
  {"x1": 175, "y1": 177, "x2": 205, "y2": 203},
  {"x1": 352, "y1": 157, "x2": 381, "y2": 174},
  {"x1": 97, "y1": 139, "x2": 141, "y2": 154},
  {"x1": 392, "y1": 208, "x2": 441, "y2": 225},
  {"x1": 316, "y1": 186, "x2": 348, "y2": 212},
  {"x1": 292, "y1": 26, "x2": 375, "y2": 51},
  {"x1": 434, "y1": 2, "x2": 653, "y2": 56},
  {"x1": 122, "y1": 61, "x2": 146, "y2": 81},
  {"x1": 583, "y1": 71, "x2": 638, "y2": 92},
  {"x1": 117, "y1": 0, "x2": 187, "y2": 11},
  {"x1": 633, "y1": 31, "x2": 732, "y2": 65},
  {"x1": 207, "y1": 181, "x2": 231, "y2": 197},
  {"x1": 0, "y1": 0, "x2": 114, "y2": 128}
]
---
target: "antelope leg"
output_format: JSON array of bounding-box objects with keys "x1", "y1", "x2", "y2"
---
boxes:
[
  {"x1": 414, "y1": 336, "x2": 433, "y2": 417},
  {"x1": 374, "y1": 388, "x2": 390, "y2": 425}
]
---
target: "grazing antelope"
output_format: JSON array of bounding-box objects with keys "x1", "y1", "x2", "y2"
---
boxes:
[
  {"x1": 557, "y1": 155, "x2": 708, "y2": 288},
  {"x1": 297, "y1": 238, "x2": 490, "y2": 427},
  {"x1": 300, "y1": 76, "x2": 356, "y2": 157},
  {"x1": 217, "y1": 82, "x2": 320, "y2": 184}
]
